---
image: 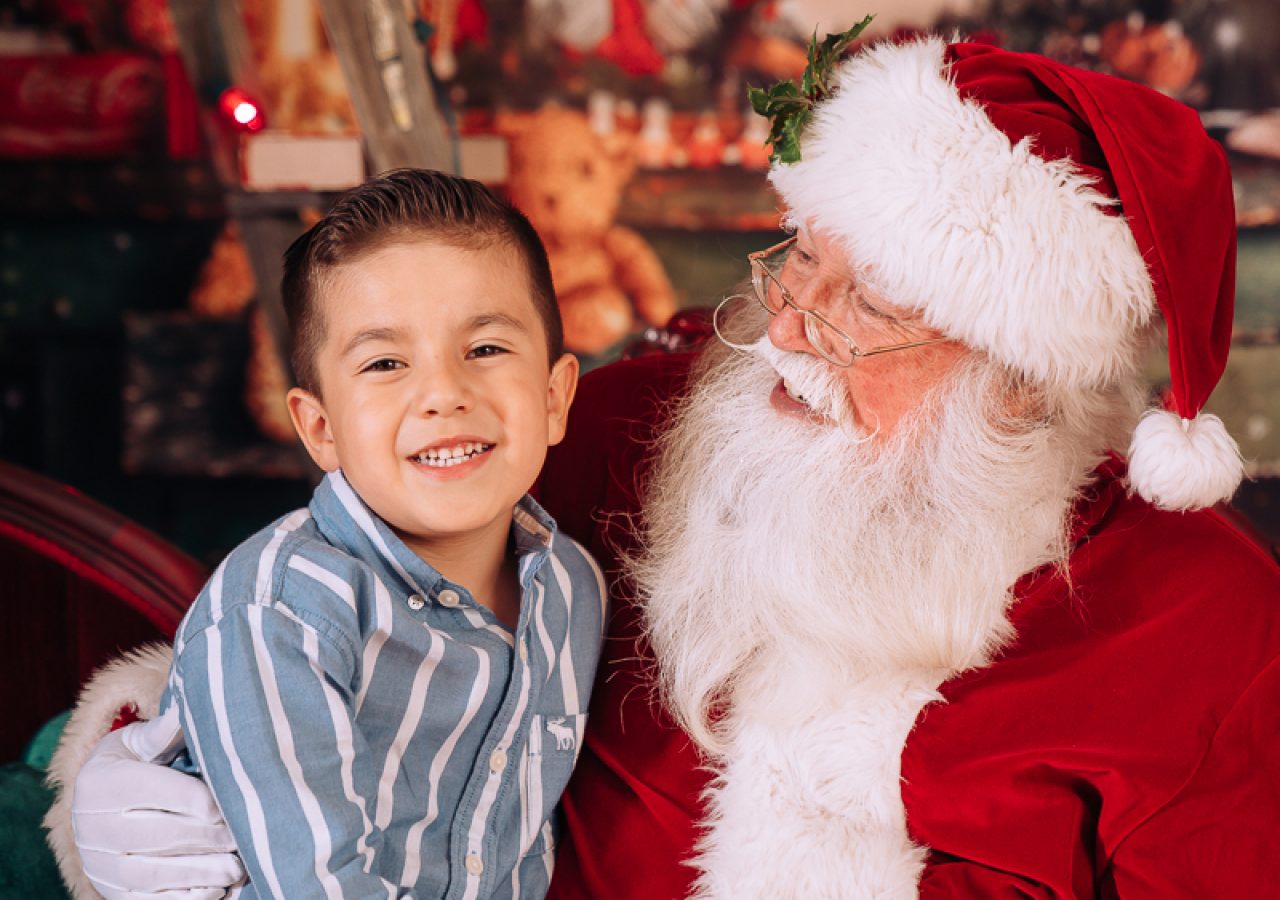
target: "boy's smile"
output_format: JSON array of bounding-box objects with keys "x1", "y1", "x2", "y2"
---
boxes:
[
  {"x1": 287, "y1": 238, "x2": 577, "y2": 568},
  {"x1": 408, "y1": 437, "x2": 495, "y2": 473}
]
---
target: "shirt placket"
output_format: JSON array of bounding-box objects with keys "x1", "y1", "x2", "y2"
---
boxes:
[{"x1": 448, "y1": 562, "x2": 547, "y2": 899}]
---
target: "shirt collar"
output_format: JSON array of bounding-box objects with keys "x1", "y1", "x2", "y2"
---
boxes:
[
  {"x1": 310, "y1": 470, "x2": 557, "y2": 597},
  {"x1": 512, "y1": 493, "x2": 557, "y2": 589}
]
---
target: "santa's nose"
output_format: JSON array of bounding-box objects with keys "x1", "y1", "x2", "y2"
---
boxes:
[{"x1": 767, "y1": 303, "x2": 815, "y2": 358}]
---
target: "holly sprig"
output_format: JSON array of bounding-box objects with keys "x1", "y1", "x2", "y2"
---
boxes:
[{"x1": 747, "y1": 14, "x2": 875, "y2": 165}]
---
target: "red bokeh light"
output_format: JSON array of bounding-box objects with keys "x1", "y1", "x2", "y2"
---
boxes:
[{"x1": 217, "y1": 86, "x2": 265, "y2": 132}]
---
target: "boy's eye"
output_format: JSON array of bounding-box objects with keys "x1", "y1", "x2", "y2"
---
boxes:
[
  {"x1": 467, "y1": 344, "x2": 508, "y2": 359},
  {"x1": 361, "y1": 358, "x2": 405, "y2": 373}
]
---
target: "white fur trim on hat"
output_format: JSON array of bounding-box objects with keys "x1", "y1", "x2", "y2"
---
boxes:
[
  {"x1": 1127, "y1": 408, "x2": 1245, "y2": 511},
  {"x1": 768, "y1": 38, "x2": 1156, "y2": 391}
]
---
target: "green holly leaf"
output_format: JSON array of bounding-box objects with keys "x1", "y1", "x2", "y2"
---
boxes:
[
  {"x1": 801, "y1": 31, "x2": 820, "y2": 96},
  {"x1": 823, "y1": 15, "x2": 874, "y2": 58},
  {"x1": 768, "y1": 81, "x2": 801, "y2": 102},
  {"x1": 746, "y1": 14, "x2": 875, "y2": 165},
  {"x1": 814, "y1": 15, "x2": 873, "y2": 98},
  {"x1": 773, "y1": 109, "x2": 810, "y2": 164},
  {"x1": 771, "y1": 138, "x2": 800, "y2": 165}
]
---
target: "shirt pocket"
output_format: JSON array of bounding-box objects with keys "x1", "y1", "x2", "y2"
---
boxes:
[{"x1": 519, "y1": 712, "x2": 588, "y2": 858}]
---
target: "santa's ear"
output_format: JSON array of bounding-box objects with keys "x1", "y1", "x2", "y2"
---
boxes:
[{"x1": 287, "y1": 388, "x2": 340, "y2": 472}]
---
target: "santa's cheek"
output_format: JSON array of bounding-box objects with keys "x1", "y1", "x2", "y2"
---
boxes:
[
  {"x1": 843, "y1": 376, "x2": 873, "y2": 417},
  {"x1": 847, "y1": 384, "x2": 904, "y2": 439}
]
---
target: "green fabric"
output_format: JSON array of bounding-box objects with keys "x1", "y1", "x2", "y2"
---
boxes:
[
  {"x1": 24, "y1": 711, "x2": 70, "y2": 771},
  {"x1": 0, "y1": 761, "x2": 71, "y2": 898}
]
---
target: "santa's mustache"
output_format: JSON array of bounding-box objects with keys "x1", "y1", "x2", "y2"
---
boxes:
[{"x1": 749, "y1": 337, "x2": 856, "y2": 428}]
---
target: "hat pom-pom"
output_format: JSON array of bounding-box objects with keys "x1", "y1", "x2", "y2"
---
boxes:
[{"x1": 1127, "y1": 408, "x2": 1245, "y2": 511}]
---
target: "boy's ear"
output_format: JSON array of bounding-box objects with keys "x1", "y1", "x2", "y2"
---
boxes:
[
  {"x1": 287, "y1": 387, "x2": 340, "y2": 472},
  {"x1": 545, "y1": 353, "x2": 579, "y2": 446}
]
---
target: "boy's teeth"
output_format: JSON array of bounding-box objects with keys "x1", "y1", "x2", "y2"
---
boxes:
[{"x1": 414, "y1": 442, "x2": 491, "y2": 467}]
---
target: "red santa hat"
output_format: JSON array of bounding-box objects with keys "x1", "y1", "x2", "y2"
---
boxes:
[{"x1": 768, "y1": 38, "x2": 1244, "y2": 512}]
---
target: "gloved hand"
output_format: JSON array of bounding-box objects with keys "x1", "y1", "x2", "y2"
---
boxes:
[{"x1": 72, "y1": 707, "x2": 245, "y2": 899}]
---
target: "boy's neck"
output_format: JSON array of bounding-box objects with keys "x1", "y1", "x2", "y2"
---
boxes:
[{"x1": 397, "y1": 513, "x2": 523, "y2": 630}]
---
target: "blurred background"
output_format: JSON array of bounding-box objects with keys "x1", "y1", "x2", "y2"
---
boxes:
[
  {"x1": 2, "y1": 0, "x2": 1278, "y2": 567},
  {"x1": 4, "y1": 2, "x2": 1279, "y2": 891}
]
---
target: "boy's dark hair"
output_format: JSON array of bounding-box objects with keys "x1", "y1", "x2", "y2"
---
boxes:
[{"x1": 282, "y1": 168, "x2": 562, "y2": 395}]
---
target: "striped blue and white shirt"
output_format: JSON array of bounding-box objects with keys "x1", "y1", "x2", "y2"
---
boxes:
[{"x1": 161, "y1": 470, "x2": 606, "y2": 899}]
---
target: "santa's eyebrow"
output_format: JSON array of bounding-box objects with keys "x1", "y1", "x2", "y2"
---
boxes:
[{"x1": 340, "y1": 326, "x2": 404, "y2": 357}]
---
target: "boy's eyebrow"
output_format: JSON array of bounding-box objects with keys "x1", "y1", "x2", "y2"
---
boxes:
[
  {"x1": 339, "y1": 314, "x2": 528, "y2": 358},
  {"x1": 467, "y1": 312, "x2": 529, "y2": 334},
  {"x1": 340, "y1": 326, "x2": 404, "y2": 357}
]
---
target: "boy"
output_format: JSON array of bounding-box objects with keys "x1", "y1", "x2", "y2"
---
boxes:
[{"x1": 161, "y1": 169, "x2": 604, "y2": 898}]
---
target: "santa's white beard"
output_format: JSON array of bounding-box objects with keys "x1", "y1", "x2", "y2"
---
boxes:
[{"x1": 631, "y1": 338, "x2": 1125, "y2": 898}]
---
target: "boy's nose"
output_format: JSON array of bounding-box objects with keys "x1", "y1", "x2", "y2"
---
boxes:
[{"x1": 415, "y1": 363, "x2": 472, "y2": 416}]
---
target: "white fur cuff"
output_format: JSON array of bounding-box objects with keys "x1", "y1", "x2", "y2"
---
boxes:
[{"x1": 43, "y1": 643, "x2": 174, "y2": 900}]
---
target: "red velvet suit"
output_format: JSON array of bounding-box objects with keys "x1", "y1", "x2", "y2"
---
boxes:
[{"x1": 536, "y1": 352, "x2": 1280, "y2": 898}]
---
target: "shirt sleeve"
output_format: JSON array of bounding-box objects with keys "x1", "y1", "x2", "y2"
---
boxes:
[
  {"x1": 173, "y1": 600, "x2": 410, "y2": 899},
  {"x1": 1100, "y1": 654, "x2": 1280, "y2": 898}
]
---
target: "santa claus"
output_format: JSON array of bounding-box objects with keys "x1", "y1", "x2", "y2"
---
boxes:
[{"x1": 54, "y1": 35, "x2": 1280, "y2": 899}]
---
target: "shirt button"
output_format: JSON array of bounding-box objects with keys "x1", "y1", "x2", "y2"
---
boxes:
[
  {"x1": 438, "y1": 588, "x2": 461, "y2": 608},
  {"x1": 406, "y1": 593, "x2": 425, "y2": 611},
  {"x1": 465, "y1": 853, "x2": 484, "y2": 876},
  {"x1": 489, "y1": 749, "x2": 507, "y2": 773},
  {"x1": 518, "y1": 641, "x2": 529, "y2": 662}
]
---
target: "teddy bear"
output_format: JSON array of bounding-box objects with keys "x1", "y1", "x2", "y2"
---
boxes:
[
  {"x1": 502, "y1": 105, "x2": 678, "y2": 355},
  {"x1": 243, "y1": 0, "x2": 357, "y2": 134}
]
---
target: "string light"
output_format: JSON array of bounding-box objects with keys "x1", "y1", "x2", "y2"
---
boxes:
[{"x1": 217, "y1": 87, "x2": 265, "y2": 132}]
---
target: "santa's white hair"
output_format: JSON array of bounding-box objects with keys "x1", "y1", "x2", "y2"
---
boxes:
[{"x1": 629, "y1": 323, "x2": 1145, "y2": 897}]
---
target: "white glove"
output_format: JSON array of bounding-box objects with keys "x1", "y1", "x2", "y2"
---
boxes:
[{"x1": 72, "y1": 707, "x2": 246, "y2": 899}]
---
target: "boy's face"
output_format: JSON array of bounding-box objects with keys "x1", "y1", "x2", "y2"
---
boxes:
[{"x1": 287, "y1": 239, "x2": 577, "y2": 558}]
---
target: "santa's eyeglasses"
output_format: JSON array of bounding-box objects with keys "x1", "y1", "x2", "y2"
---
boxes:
[{"x1": 714, "y1": 235, "x2": 947, "y2": 367}]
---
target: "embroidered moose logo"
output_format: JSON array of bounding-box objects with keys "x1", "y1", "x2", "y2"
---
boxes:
[{"x1": 546, "y1": 717, "x2": 575, "y2": 750}]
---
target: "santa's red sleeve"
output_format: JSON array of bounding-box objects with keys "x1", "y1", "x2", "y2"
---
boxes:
[{"x1": 1100, "y1": 654, "x2": 1280, "y2": 897}]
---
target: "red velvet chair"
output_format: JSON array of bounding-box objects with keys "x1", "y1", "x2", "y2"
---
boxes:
[{"x1": 0, "y1": 460, "x2": 207, "y2": 762}]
